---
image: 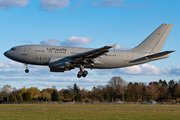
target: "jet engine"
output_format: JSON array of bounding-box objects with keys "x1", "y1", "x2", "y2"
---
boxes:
[{"x1": 49, "y1": 58, "x2": 74, "y2": 72}]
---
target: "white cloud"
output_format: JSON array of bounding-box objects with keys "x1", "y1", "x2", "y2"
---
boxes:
[
  {"x1": 169, "y1": 66, "x2": 180, "y2": 76},
  {"x1": 119, "y1": 64, "x2": 169, "y2": 75},
  {"x1": 40, "y1": 38, "x2": 59, "y2": 45},
  {"x1": 61, "y1": 36, "x2": 92, "y2": 46},
  {"x1": 43, "y1": 82, "x2": 55, "y2": 87},
  {"x1": 95, "y1": 64, "x2": 172, "y2": 76},
  {"x1": 2, "y1": 61, "x2": 180, "y2": 86},
  {"x1": 84, "y1": 78, "x2": 95, "y2": 82},
  {"x1": 115, "y1": 44, "x2": 128, "y2": 50},
  {"x1": 0, "y1": 62, "x2": 10, "y2": 68},
  {"x1": 0, "y1": 0, "x2": 29, "y2": 10},
  {"x1": 0, "y1": 61, "x2": 23, "y2": 68},
  {"x1": 8, "y1": 61, "x2": 24, "y2": 68},
  {"x1": 40, "y1": 0, "x2": 70, "y2": 11},
  {"x1": 93, "y1": 0, "x2": 123, "y2": 7},
  {"x1": 120, "y1": 65, "x2": 142, "y2": 74}
]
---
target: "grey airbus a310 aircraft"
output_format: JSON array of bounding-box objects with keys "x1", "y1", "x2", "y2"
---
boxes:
[{"x1": 4, "y1": 24, "x2": 174, "y2": 78}]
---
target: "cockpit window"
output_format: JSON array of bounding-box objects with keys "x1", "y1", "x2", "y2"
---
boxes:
[{"x1": 10, "y1": 48, "x2": 16, "y2": 51}]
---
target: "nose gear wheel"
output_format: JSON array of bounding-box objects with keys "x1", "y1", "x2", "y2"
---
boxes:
[{"x1": 25, "y1": 69, "x2": 29, "y2": 73}]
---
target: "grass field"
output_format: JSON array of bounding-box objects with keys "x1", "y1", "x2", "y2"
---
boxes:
[{"x1": 0, "y1": 104, "x2": 180, "y2": 120}]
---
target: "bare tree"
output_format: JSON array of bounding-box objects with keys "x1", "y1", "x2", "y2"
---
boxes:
[
  {"x1": 0, "y1": 85, "x2": 12, "y2": 99},
  {"x1": 108, "y1": 76, "x2": 127, "y2": 97},
  {"x1": 148, "y1": 83, "x2": 159, "y2": 100},
  {"x1": 11, "y1": 87, "x2": 17, "y2": 96},
  {"x1": 80, "y1": 88, "x2": 89, "y2": 101}
]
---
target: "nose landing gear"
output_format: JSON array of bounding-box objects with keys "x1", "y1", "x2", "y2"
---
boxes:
[
  {"x1": 24, "y1": 64, "x2": 29, "y2": 73},
  {"x1": 77, "y1": 65, "x2": 88, "y2": 78}
]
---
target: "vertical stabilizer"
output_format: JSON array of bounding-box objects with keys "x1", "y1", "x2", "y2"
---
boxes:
[{"x1": 129, "y1": 24, "x2": 173, "y2": 53}]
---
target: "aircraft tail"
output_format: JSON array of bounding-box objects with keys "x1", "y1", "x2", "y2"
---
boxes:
[{"x1": 128, "y1": 24, "x2": 173, "y2": 53}]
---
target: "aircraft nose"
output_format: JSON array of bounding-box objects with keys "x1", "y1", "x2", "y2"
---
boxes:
[{"x1": 4, "y1": 51, "x2": 9, "y2": 58}]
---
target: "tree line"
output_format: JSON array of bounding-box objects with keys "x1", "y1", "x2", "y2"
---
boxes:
[{"x1": 0, "y1": 76, "x2": 180, "y2": 103}]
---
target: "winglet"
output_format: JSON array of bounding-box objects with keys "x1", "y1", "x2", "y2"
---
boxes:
[{"x1": 111, "y1": 44, "x2": 117, "y2": 49}]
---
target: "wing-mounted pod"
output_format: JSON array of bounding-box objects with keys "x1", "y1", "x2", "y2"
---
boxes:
[{"x1": 49, "y1": 58, "x2": 74, "y2": 72}]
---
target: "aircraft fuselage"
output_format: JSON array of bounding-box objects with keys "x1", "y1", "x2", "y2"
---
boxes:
[{"x1": 4, "y1": 45, "x2": 168, "y2": 69}]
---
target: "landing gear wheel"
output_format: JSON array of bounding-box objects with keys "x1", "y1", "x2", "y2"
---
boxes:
[
  {"x1": 25, "y1": 69, "x2": 29, "y2": 73},
  {"x1": 77, "y1": 74, "x2": 81, "y2": 78},
  {"x1": 78, "y1": 71, "x2": 83, "y2": 76},
  {"x1": 77, "y1": 70, "x2": 88, "y2": 78},
  {"x1": 83, "y1": 70, "x2": 88, "y2": 77},
  {"x1": 77, "y1": 65, "x2": 88, "y2": 78}
]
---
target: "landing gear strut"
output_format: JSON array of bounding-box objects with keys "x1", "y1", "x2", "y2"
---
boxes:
[
  {"x1": 77, "y1": 65, "x2": 88, "y2": 78},
  {"x1": 24, "y1": 64, "x2": 29, "y2": 73}
]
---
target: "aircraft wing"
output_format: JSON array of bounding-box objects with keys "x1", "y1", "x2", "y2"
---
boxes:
[
  {"x1": 49, "y1": 44, "x2": 116, "y2": 71},
  {"x1": 68, "y1": 44, "x2": 116, "y2": 64}
]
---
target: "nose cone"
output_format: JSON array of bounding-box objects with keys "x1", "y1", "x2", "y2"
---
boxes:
[
  {"x1": 4, "y1": 51, "x2": 8, "y2": 58},
  {"x1": 4, "y1": 49, "x2": 18, "y2": 61},
  {"x1": 4, "y1": 51, "x2": 12, "y2": 59}
]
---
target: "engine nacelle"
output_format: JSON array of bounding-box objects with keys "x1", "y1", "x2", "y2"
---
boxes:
[
  {"x1": 50, "y1": 68, "x2": 65, "y2": 72},
  {"x1": 49, "y1": 58, "x2": 74, "y2": 72}
]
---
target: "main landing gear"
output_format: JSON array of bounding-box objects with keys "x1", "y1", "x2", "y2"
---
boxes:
[
  {"x1": 77, "y1": 65, "x2": 88, "y2": 78},
  {"x1": 24, "y1": 64, "x2": 29, "y2": 73}
]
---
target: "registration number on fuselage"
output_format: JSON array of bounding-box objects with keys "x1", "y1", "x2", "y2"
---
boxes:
[{"x1": 35, "y1": 57, "x2": 48, "y2": 61}]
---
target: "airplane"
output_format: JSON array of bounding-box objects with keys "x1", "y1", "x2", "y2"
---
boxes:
[{"x1": 4, "y1": 24, "x2": 174, "y2": 78}]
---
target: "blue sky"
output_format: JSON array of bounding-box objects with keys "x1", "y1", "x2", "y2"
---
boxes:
[{"x1": 0, "y1": 0, "x2": 180, "y2": 90}]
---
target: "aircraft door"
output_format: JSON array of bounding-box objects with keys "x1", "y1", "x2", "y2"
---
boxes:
[
  {"x1": 125, "y1": 52, "x2": 130, "y2": 61},
  {"x1": 66, "y1": 51, "x2": 69, "y2": 56},
  {"x1": 28, "y1": 47, "x2": 32, "y2": 59},
  {"x1": 22, "y1": 47, "x2": 28, "y2": 55},
  {"x1": 22, "y1": 47, "x2": 32, "y2": 59}
]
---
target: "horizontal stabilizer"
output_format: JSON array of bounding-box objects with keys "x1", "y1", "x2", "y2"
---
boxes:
[
  {"x1": 146, "y1": 51, "x2": 174, "y2": 59},
  {"x1": 129, "y1": 57, "x2": 147, "y2": 63},
  {"x1": 130, "y1": 51, "x2": 174, "y2": 63}
]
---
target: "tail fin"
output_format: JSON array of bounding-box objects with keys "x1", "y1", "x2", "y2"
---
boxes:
[{"x1": 129, "y1": 24, "x2": 173, "y2": 53}]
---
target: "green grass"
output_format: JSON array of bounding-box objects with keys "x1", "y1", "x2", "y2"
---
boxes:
[{"x1": 0, "y1": 104, "x2": 180, "y2": 120}]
